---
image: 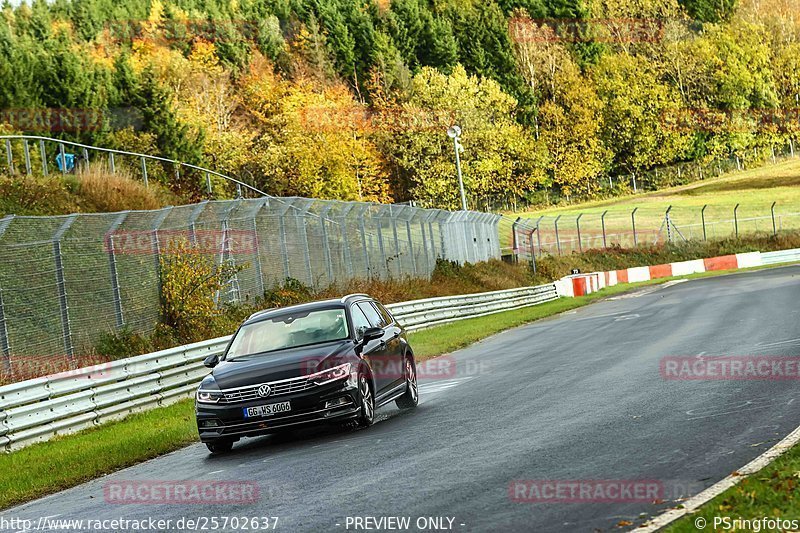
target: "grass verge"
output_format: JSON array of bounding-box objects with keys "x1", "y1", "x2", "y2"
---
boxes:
[
  {"x1": 664, "y1": 442, "x2": 800, "y2": 532},
  {"x1": 0, "y1": 264, "x2": 796, "y2": 511}
]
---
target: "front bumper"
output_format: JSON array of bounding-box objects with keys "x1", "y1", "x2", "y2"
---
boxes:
[{"x1": 196, "y1": 380, "x2": 359, "y2": 442}]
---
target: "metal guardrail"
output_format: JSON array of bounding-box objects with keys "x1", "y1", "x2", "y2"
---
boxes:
[
  {"x1": 760, "y1": 248, "x2": 800, "y2": 265},
  {"x1": 0, "y1": 284, "x2": 557, "y2": 452}
]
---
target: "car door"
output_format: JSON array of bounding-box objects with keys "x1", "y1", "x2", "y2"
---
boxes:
[
  {"x1": 372, "y1": 301, "x2": 405, "y2": 389},
  {"x1": 355, "y1": 301, "x2": 399, "y2": 395}
]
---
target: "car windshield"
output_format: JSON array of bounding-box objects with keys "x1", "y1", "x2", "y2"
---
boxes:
[{"x1": 226, "y1": 308, "x2": 349, "y2": 360}]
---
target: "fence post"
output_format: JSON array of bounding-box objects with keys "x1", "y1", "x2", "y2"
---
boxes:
[
  {"x1": 535, "y1": 216, "x2": 543, "y2": 257},
  {"x1": 39, "y1": 140, "x2": 48, "y2": 176},
  {"x1": 206, "y1": 172, "x2": 212, "y2": 196},
  {"x1": 59, "y1": 143, "x2": 66, "y2": 174},
  {"x1": 295, "y1": 204, "x2": 314, "y2": 286},
  {"x1": 0, "y1": 215, "x2": 12, "y2": 375},
  {"x1": 0, "y1": 288, "x2": 10, "y2": 377},
  {"x1": 405, "y1": 217, "x2": 417, "y2": 276},
  {"x1": 390, "y1": 207, "x2": 401, "y2": 275},
  {"x1": 701, "y1": 205, "x2": 707, "y2": 240},
  {"x1": 53, "y1": 215, "x2": 78, "y2": 363},
  {"x1": 631, "y1": 173, "x2": 637, "y2": 193},
  {"x1": 319, "y1": 205, "x2": 335, "y2": 284},
  {"x1": 109, "y1": 152, "x2": 116, "y2": 174},
  {"x1": 601, "y1": 210, "x2": 608, "y2": 248},
  {"x1": 554, "y1": 215, "x2": 562, "y2": 255},
  {"x1": 528, "y1": 230, "x2": 537, "y2": 275},
  {"x1": 82, "y1": 148, "x2": 89, "y2": 171},
  {"x1": 733, "y1": 203, "x2": 740, "y2": 238},
  {"x1": 106, "y1": 212, "x2": 129, "y2": 330},
  {"x1": 771, "y1": 201, "x2": 777, "y2": 237},
  {"x1": 4, "y1": 139, "x2": 12, "y2": 174},
  {"x1": 250, "y1": 200, "x2": 267, "y2": 296},
  {"x1": 511, "y1": 217, "x2": 520, "y2": 262},
  {"x1": 576, "y1": 213, "x2": 583, "y2": 253},
  {"x1": 376, "y1": 210, "x2": 388, "y2": 277},
  {"x1": 665, "y1": 205, "x2": 672, "y2": 243},
  {"x1": 419, "y1": 212, "x2": 432, "y2": 274},
  {"x1": 140, "y1": 157, "x2": 148, "y2": 187},
  {"x1": 150, "y1": 207, "x2": 172, "y2": 296},
  {"x1": 340, "y1": 204, "x2": 355, "y2": 279},
  {"x1": 631, "y1": 207, "x2": 638, "y2": 246},
  {"x1": 23, "y1": 140, "x2": 31, "y2": 175},
  {"x1": 277, "y1": 206, "x2": 291, "y2": 280}
]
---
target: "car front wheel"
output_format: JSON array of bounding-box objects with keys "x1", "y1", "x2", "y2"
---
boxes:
[
  {"x1": 357, "y1": 372, "x2": 375, "y2": 427},
  {"x1": 395, "y1": 355, "x2": 418, "y2": 410}
]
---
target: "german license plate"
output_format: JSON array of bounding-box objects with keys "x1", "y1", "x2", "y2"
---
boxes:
[{"x1": 243, "y1": 401, "x2": 291, "y2": 418}]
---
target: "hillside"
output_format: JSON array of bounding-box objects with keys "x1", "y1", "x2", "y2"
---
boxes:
[{"x1": 1, "y1": 0, "x2": 799, "y2": 210}]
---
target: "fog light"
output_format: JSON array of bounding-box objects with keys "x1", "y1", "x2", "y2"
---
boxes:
[
  {"x1": 200, "y1": 419, "x2": 221, "y2": 428},
  {"x1": 325, "y1": 397, "x2": 350, "y2": 409}
]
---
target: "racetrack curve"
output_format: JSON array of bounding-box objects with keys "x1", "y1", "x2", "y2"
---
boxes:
[{"x1": 6, "y1": 265, "x2": 800, "y2": 532}]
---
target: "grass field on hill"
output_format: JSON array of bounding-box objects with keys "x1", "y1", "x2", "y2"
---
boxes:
[{"x1": 514, "y1": 158, "x2": 800, "y2": 246}]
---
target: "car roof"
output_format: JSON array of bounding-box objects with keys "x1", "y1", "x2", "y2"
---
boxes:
[{"x1": 243, "y1": 294, "x2": 373, "y2": 325}]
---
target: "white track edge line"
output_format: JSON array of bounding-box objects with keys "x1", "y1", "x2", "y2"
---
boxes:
[{"x1": 634, "y1": 423, "x2": 800, "y2": 531}]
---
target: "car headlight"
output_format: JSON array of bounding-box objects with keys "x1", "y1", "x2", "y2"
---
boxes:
[
  {"x1": 196, "y1": 389, "x2": 224, "y2": 403},
  {"x1": 307, "y1": 363, "x2": 351, "y2": 385}
]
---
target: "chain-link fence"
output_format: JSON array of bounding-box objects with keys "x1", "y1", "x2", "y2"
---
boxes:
[
  {"x1": 0, "y1": 197, "x2": 500, "y2": 373},
  {"x1": 507, "y1": 203, "x2": 800, "y2": 260}
]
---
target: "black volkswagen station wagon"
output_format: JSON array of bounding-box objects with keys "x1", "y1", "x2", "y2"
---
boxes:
[{"x1": 195, "y1": 294, "x2": 418, "y2": 453}]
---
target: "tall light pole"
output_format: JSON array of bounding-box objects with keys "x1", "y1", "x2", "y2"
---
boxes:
[{"x1": 447, "y1": 125, "x2": 467, "y2": 211}]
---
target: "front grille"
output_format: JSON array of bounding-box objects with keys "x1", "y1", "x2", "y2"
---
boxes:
[{"x1": 220, "y1": 376, "x2": 317, "y2": 403}]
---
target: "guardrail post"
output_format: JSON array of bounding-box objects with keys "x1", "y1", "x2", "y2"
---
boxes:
[
  {"x1": 771, "y1": 202, "x2": 777, "y2": 237},
  {"x1": 554, "y1": 215, "x2": 562, "y2": 255},
  {"x1": 601, "y1": 210, "x2": 608, "y2": 248},
  {"x1": 5, "y1": 139, "x2": 13, "y2": 174},
  {"x1": 53, "y1": 215, "x2": 78, "y2": 363},
  {"x1": 23, "y1": 140, "x2": 31, "y2": 175},
  {"x1": 631, "y1": 207, "x2": 638, "y2": 246},
  {"x1": 39, "y1": 140, "x2": 48, "y2": 175},
  {"x1": 106, "y1": 212, "x2": 129, "y2": 330},
  {"x1": 576, "y1": 213, "x2": 583, "y2": 253},
  {"x1": 140, "y1": 157, "x2": 148, "y2": 187},
  {"x1": 733, "y1": 203, "x2": 740, "y2": 238},
  {"x1": 701, "y1": 205, "x2": 707, "y2": 241}
]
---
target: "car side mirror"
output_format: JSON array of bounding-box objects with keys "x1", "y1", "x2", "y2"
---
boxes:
[
  {"x1": 361, "y1": 326, "x2": 384, "y2": 343},
  {"x1": 203, "y1": 354, "x2": 219, "y2": 368}
]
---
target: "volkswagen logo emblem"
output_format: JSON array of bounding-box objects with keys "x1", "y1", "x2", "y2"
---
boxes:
[{"x1": 257, "y1": 384, "x2": 271, "y2": 398}]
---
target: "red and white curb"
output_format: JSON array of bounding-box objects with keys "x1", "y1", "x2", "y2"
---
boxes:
[{"x1": 555, "y1": 252, "x2": 763, "y2": 297}]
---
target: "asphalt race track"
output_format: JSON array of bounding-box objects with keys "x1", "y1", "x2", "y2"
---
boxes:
[{"x1": 6, "y1": 266, "x2": 800, "y2": 532}]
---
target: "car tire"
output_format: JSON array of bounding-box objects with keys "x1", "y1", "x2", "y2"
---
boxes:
[
  {"x1": 206, "y1": 440, "x2": 234, "y2": 454},
  {"x1": 395, "y1": 354, "x2": 419, "y2": 410},
  {"x1": 356, "y1": 371, "x2": 375, "y2": 427}
]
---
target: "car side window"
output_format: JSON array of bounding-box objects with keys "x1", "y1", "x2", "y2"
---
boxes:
[
  {"x1": 357, "y1": 301, "x2": 384, "y2": 328},
  {"x1": 350, "y1": 305, "x2": 372, "y2": 339},
  {"x1": 374, "y1": 303, "x2": 394, "y2": 325}
]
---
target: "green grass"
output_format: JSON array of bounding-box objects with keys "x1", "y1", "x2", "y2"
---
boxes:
[
  {"x1": 516, "y1": 158, "x2": 800, "y2": 244},
  {"x1": 665, "y1": 441, "x2": 800, "y2": 532},
  {"x1": 0, "y1": 266, "x2": 796, "y2": 512}
]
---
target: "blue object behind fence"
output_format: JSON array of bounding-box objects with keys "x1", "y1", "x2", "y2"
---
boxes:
[{"x1": 56, "y1": 152, "x2": 75, "y2": 172}]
